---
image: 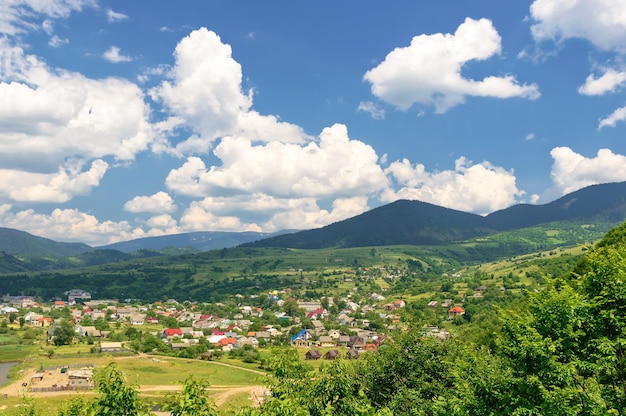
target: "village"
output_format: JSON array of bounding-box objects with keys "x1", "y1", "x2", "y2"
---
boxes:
[{"x1": 0, "y1": 282, "x2": 469, "y2": 392}]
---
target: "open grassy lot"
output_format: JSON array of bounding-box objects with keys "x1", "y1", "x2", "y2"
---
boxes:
[{"x1": 0, "y1": 352, "x2": 267, "y2": 415}]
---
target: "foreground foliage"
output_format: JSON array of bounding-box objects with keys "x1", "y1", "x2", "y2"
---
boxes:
[{"x1": 244, "y1": 222, "x2": 626, "y2": 415}]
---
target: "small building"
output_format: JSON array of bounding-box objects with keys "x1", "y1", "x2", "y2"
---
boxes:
[
  {"x1": 67, "y1": 368, "x2": 94, "y2": 388},
  {"x1": 324, "y1": 349, "x2": 340, "y2": 360},
  {"x1": 100, "y1": 342, "x2": 123, "y2": 352},
  {"x1": 31, "y1": 373, "x2": 45, "y2": 383},
  {"x1": 448, "y1": 306, "x2": 465, "y2": 319},
  {"x1": 346, "y1": 349, "x2": 360, "y2": 360},
  {"x1": 305, "y1": 349, "x2": 322, "y2": 360}
]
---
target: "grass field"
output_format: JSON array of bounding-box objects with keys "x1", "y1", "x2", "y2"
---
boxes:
[{"x1": 0, "y1": 352, "x2": 267, "y2": 415}]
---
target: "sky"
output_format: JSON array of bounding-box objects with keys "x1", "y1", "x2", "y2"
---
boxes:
[{"x1": 2, "y1": 0, "x2": 626, "y2": 246}]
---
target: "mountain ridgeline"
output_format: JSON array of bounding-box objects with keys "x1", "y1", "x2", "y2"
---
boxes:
[
  {"x1": 244, "y1": 181, "x2": 626, "y2": 249},
  {"x1": 1, "y1": 181, "x2": 626, "y2": 260}
]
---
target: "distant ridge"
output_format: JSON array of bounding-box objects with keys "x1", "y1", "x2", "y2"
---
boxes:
[
  {"x1": 97, "y1": 230, "x2": 292, "y2": 253},
  {"x1": 0, "y1": 227, "x2": 92, "y2": 256},
  {"x1": 485, "y1": 182, "x2": 626, "y2": 230},
  {"x1": 2, "y1": 181, "x2": 626, "y2": 256},
  {"x1": 244, "y1": 181, "x2": 626, "y2": 249}
]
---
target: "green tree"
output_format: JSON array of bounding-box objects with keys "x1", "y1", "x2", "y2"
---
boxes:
[
  {"x1": 53, "y1": 320, "x2": 75, "y2": 346},
  {"x1": 163, "y1": 377, "x2": 217, "y2": 416},
  {"x1": 87, "y1": 361, "x2": 151, "y2": 416}
]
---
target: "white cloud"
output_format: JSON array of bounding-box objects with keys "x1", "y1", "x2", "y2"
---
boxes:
[
  {"x1": 598, "y1": 105, "x2": 626, "y2": 129},
  {"x1": 0, "y1": 159, "x2": 108, "y2": 203},
  {"x1": 48, "y1": 35, "x2": 68, "y2": 47},
  {"x1": 357, "y1": 101, "x2": 385, "y2": 120},
  {"x1": 550, "y1": 147, "x2": 626, "y2": 194},
  {"x1": 382, "y1": 156, "x2": 523, "y2": 214},
  {"x1": 0, "y1": 0, "x2": 95, "y2": 36},
  {"x1": 363, "y1": 17, "x2": 540, "y2": 113},
  {"x1": 178, "y1": 194, "x2": 370, "y2": 233},
  {"x1": 0, "y1": 40, "x2": 154, "y2": 166},
  {"x1": 103, "y1": 46, "x2": 132, "y2": 63},
  {"x1": 151, "y1": 27, "x2": 307, "y2": 154},
  {"x1": 106, "y1": 9, "x2": 128, "y2": 23},
  {"x1": 180, "y1": 201, "x2": 262, "y2": 232},
  {"x1": 0, "y1": 207, "x2": 141, "y2": 246},
  {"x1": 145, "y1": 214, "x2": 178, "y2": 231},
  {"x1": 124, "y1": 192, "x2": 177, "y2": 214},
  {"x1": 578, "y1": 69, "x2": 626, "y2": 95},
  {"x1": 165, "y1": 123, "x2": 388, "y2": 199},
  {"x1": 525, "y1": 132, "x2": 536, "y2": 141},
  {"x1": 530, "y1": 0, "x2": 626, "y2": 53}
]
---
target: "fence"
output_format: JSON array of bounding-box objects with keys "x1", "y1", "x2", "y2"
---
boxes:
[{"x1": 28, "y1": 385, "x2": 92, "y2": 393}]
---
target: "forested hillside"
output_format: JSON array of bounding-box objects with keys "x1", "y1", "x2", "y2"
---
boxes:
[{"x1": 247, "y1": 221, "x2": 626, "y2": 415}]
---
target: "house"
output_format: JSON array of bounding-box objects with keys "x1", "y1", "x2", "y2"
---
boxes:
[
  {"x1": 347, "y1": 335, "x2": 367, "y2": 349},
  {"x1": 305, "y1": 349, "x2": 322, "y2": 360},
  {"x1": 235, "y1": 337, "x2": 259, "y2": 349},
  {"x1": 290, "y1": 329, "x2": 311, "y2": 347},
  {"x1": 254, "y1": 331, "x2": 271, "y2": 341},
  {"x1": 306, "y1": 308, "x2": 328, "y2": 320},
  {"x1": 324, "y1": 349, "x2": 340, "y2": 360},
  {"x1": 328, "y1": 329, "x2": 341, "y2": 339},
  {"x1": 162, "y1": 328, "x2": 183, "y2": 338},
  {"x1": 448, "y1": 306, "x2": 465, "y2": 319},
  {"x1": 76, "y1": 326, "x2": 102, "y2": 338},
  {"x1": 317, "y1": 336, "x2": 334, "y2": 347},
  {"x1": 129, "y1": 313, "x2": 146, "y2": 326},
  {"x1": 24, "y1": 312, "x2": 43, "y2": 326},
  {"x1": 394, "y1": 299, "x2": 406, "y2": 308},
  {"x1": 67, "y1": 289, "x2": 91, "y2": 303},
  {"x1": 216, "y1": 337, "x2": 237, "y2": 347},
  {"x1": 53, "y1": 300, "x2": 66, "y2": 309},
  {"x1": 297, "y1": 301, "x2": 322, "y2": 312},
  {"x1": 67, "y1": 368, "x2": 94, "y2": 388},
  {"x1": 336, "y1": 313, "x2": 354, "y2": 326},
  {"x1": 337, "y1": 335, "x2": 351, "y2": 346},
  {"x1": 100, "y1": 342, "x2": 123, "y2": 352}
]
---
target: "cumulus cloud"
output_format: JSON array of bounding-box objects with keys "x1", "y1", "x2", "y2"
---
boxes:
[
  {"x1": 578, "y1": 69, "x2": 626, "y2": 95},
  {"x1": 357, "y1": 101, "x2": 385, "y2": 120},
  {"x1": 0, "y1": 207, "x2": 141, "y2": 246},
  {"x1": 151, "y1": 27, "x2": 307, "y2": 154},
  {"x1": 530, "y1": 0, "x2": 626, "y2": 53},
  {"x1": 178, "y1": 194, "x2": 370, "y2": 233},
  {"x1": 106, "y1": 9, "x2": 128, "y2": 23},
  {"x1": 103, "y1": 46, "x2": 132, "y2": 63},
  {"x1": 124, "y1": 191, "x2": 177, "y2": 214},
  {"x1": 382, "y1": 156, "x2": 523, "y2": 214},
  {"x1": 0, "y1": 159, "x2": 108, "y2": 203},
  {"x1": 0, "y1": 39, "x2": 154, "y2": 167},
  {"x1": 364, "y1": 17, "x2": 540, "y2": 113},
  {"x1": 550, "y1": 147, "x2": 626, "y2": 194},
  {"x1": 165, "y1": 123, "x2": 388, "y2": 199}
]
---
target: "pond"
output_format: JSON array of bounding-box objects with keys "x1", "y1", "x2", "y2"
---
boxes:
[{"x1": 0, "y1": 362, "x2": 19, "y2": 386}]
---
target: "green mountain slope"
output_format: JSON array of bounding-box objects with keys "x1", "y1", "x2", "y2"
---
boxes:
[
  {"x1": 246, "y1": 182, "x2": 626, "y2": 249},
  {"x1": 0, "y1": 227, "x2": 92, "y2": 256}
]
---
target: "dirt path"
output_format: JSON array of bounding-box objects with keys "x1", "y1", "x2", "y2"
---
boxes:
[{"x1": 0, "y1": 356, "x2": 267, "y2": 408}]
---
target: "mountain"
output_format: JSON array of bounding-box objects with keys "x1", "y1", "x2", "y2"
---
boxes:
[
  {"x1": 484, "y1": 182, "x2": 626, "y2": 230},
  {"x1": 97, "y1": 231, "x2": 292, "y2": 253},
  {"x1": 0, "y1": 227, "x2": 92, "y2": 256},
  {"x1": 244, "y1": 199, "x2": 494, "y2": 249},
  {"x1": 245, "y1": 181, "x2": 626, "y2": 249}
]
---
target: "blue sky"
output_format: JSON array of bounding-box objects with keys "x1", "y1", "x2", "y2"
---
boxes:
[{"x1": 2, "y1": 0, "x2": 626, "y2": 246}]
